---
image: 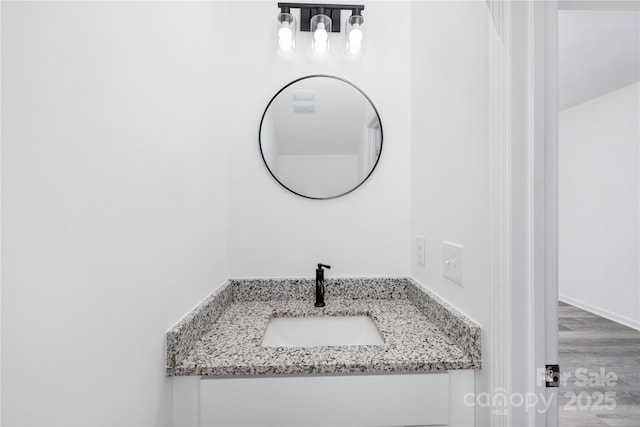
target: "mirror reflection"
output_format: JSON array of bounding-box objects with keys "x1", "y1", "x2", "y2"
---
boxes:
[{"x1": 259, "y1": 75, "x2": 383, "y2": 199}]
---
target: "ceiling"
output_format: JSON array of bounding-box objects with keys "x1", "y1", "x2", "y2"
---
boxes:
[{"x1": 559, "y1": 9, "x2": 640, "y2": 110}]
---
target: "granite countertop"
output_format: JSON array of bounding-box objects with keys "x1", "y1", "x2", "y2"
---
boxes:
[{"x1": 166, "y1": 278, "x2": 482, "y2": 377}]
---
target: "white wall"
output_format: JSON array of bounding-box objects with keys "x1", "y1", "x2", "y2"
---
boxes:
[
  {"x1": 226, "y1": 1, "x2": 411, "y2": 278},
  {"x1": 410, "y1": 2, "x2": 492, "y2": 425},
  {"x1": 559, "y1": 82, "x2": 640, "y2": 329},
  {"x1": 1, "y1": 3, "x2": 229, "y2": 425}
]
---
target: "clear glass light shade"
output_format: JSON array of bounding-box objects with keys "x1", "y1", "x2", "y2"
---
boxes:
[
  {"x1": 310, "y1": 14, "x2": 332, "y2": 54},
  {"x1": 277, "y1": 12, "x2": 296, "y2": 53},
  {"x1": 346, "y1": 14, "x2": 364, "y2": 55}
]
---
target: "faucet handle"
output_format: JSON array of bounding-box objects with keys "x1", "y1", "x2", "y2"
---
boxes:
[{"x1": 317, "y1": 263, "x2": 331, "y2": 270}]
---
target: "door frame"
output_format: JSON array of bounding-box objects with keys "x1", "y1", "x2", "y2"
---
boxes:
[
  {"x1": 488, "y1": 1, "x2": 559, "y2": 425},
  {"x1": 493, "y1": 1, "x2": 640, "y2": 425}
]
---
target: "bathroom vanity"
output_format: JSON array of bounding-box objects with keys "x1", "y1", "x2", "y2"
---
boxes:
[{"x1": 166, "y1": 277, "x2": 481, "y2": 426}]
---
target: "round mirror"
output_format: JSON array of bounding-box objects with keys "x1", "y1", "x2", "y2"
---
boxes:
[{"x1": 259, "y1": 75, "x2": 383, "y2": 199}]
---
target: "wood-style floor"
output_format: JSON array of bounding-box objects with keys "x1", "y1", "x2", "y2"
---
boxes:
[{"x1": 559, "y1": 301, "x2": 640, "y2": 427}]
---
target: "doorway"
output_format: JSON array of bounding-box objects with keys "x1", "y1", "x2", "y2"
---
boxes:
[{"x1": 557, "y1": 5, "x2": 640, "y2": 426}]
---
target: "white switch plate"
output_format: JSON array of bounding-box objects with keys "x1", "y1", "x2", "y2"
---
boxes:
[
  {"x1": 443, "y1": 241, "x2": 464, "y2": 285},
  {"x1": 416, "y1": 236, "x2": 425, "y2": 265}
]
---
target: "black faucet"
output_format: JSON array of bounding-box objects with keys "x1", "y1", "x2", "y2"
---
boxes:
[{"x1": 315, "y1": 263, "x2": 331, "y2": 307}]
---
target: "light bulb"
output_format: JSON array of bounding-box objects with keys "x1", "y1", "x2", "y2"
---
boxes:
[
  {"x1": 277, "y1": 12, "x2": 295, "y2": 54},
  {"x1": 348, "y1": 23, "x2": 363, "y2": 44},
  {"x1": 347, "y1": 27, "x2": 362, "y2": 54},
  {"x1": 315, "y1": 23, "x2": 328, "y2": 41},
  {"x1": 278, "y1": 23, "x2": 293, "y2": 52},
  {"x1": 314, "y1": 22, "x2": 329, "y2": 53},
  {"x1": 346, "y1": 13, "x2": 364, "y2": 55}
]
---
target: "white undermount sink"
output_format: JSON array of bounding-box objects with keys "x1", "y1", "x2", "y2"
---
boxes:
[{"x1": 261, "y1": 315, "x2": 384, "y2": 347}]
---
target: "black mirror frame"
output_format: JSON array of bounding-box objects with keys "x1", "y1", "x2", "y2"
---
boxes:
[{"x1": 258, "y1": 74, "x2": 384, "y2": 200}]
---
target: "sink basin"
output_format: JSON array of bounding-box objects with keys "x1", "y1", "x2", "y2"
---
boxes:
[{"x1": 261, "y1": 315, "x2": 384, "y2": 347}]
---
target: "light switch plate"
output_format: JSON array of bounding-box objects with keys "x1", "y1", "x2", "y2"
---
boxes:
[
  {"x1": 443, "y1": 241, "x2": 464, "y2": 285},
  {"x1": 416, "y1": 236, "x2": 425, "y2": 265}
]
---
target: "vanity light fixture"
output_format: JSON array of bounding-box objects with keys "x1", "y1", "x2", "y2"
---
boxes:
[{"x1": 276, "y1": 3, "x2": 365, "y2": 56}]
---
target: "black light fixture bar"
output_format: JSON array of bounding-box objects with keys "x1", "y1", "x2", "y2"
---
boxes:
[{"x1": 277, "y1": 2, "x2": 365, "y2": 33}]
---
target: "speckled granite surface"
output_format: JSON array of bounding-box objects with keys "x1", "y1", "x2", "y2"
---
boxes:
[
  {"x1": 166, "y1": 278, "x2": 481, "y2": 376},
  {"x1": 230, "y1": 277, "x2": 409, "y2": 302},
  {"x1": 405, "y1": 278, "x2": 482, "y2": 364},
  {"x1": 165, "y1": 281, "x2": 233, "y2": 375}
]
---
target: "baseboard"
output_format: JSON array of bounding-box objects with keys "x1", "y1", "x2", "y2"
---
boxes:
[{"x1": 559, "y1": 294, "x2": 640, "y2": 330}]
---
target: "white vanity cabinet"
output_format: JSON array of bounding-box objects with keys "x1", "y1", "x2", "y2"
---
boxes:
[
  {"x1": 167, "y1": 279, "x2": 482, "y2": 426},
  {"x1": 172, "y1": 370, "x2": 475, "y2": 427}
]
